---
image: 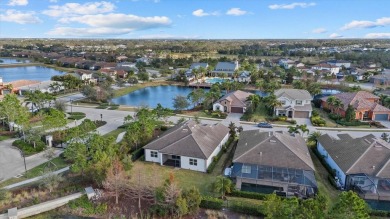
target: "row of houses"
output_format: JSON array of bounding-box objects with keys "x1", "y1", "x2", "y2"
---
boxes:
[{"x1": 143, "y1": 119, "x2": 390, "y2": 201}]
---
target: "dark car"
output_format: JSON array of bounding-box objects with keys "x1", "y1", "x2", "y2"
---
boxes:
[{"x1": 257, "y1": 122, "x2": 273, "y2": 128}]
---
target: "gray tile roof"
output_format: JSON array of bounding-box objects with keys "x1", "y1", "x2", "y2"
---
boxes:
[
  {"x1": 233, "y1": 130, "x2": 315, "y2": 171},
  {"x1": 143, "y1": 120, "x2": 229, "y2": 159},
  {"x1": 190, "y1": 63, "x2": 208, "y2": 69},
  {"x1": 275, "y1": 89, "x2": 312, "y2": 100},
  {"x1": 214, "y1": 62, "x2": 239, "y2": 72},
  {"x1": 318, "y1": 134, "x2": 390, "y2": 177}
]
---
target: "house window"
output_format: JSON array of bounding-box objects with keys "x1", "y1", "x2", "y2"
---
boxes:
[
  {"x1": 354, "y1": 176, "x2": 366, "y2": 185},
  {"x1": 189, "y1": 159, "x2": 197, "y2": 166},
  {"x1": 242, "y1": 165, "x2": 251, "y2": 174},
  {"x1": 281, "y1": 100, "x2": 286, "y2": 105},
  {"x1": 150, "y1": 151, "x2": 158, "y2": 158},
  {"x1": 172, "y1": 155, "x2": 180, "y2": 160},
  {"x1": 296, "y1": 100, "x2": 302, "y2": 105}
]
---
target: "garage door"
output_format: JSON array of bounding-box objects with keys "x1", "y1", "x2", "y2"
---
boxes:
[
  {"x1": 294, "y1": 111, "x2": 310, "y2": 118},
  {"x1": 231, "y1": 107, "x2": 243, "y2": 113},
  {"x1": 374, "y1": 114, "x2": 389, "y2": 121}
]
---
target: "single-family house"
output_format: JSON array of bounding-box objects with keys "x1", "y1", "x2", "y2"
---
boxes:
[
  {"x1": 311, "y1": 63, "x2": 340, "y2": 75},
  {"x1": 115, "y1": 69, "x2": 128, "y2": 79},
  {"x1": 143, "y1": 120, "x2": 229, "y2": 173},
  {"x1": 190, "y1": 62, "x2": 209, "y2": 70},
  {"x1": 68, "y1": 70, "x2": 96, "y2": 84},
  {"x1": 327, "y1": 60, "x2": 351, "y2": 69},
  {"x1": 274, "y1": 89, "x2": 313, "y2": 118},
  {"x1": 231, "y1": 130, "x2": 317, "y2": 198},
  {"x1": 370, "y1": 73, "x2": 390, "y2": 86},
  {"x1": 350, "y1": 68, "x2": 367, "y2": 81},
  {"x1": 317, "y1": 133, "x2": 390, "y2": 201},
  {"x1": 278, "y1": 58, "x2": 295, "y2": 70},
  {"x1": 235, "y1": 71, "x2": 251, "y2": 83},
  {"x1": 213, "y1": 61, "x2": 239, "y2": 76},
  {"x1": 321, "y1": 91, "x2": 390, "y2": 121},
  {"x1": 213, "y1": 90, "x2": 252, "y2": 113}
]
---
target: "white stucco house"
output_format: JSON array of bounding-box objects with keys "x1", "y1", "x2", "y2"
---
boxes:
[
  {"x1": 213, "y1": 90, "x2": 252, "y2": 113},
  {"x1": 143, "y1": 120, "x2": 229, "y2": 172},
  {"x1": 317, "y1": 133, "x2": 390, "y2": 201},
  {"x1": 274, "y1": 89, "x2": 313, "y2": 118},
  {"x1": 278, "y1": 58, "x2": 295, "y2": 69},
  {"x1": 311, "y1": 63, "x2": 340, "y2": 75},
  {"x1": 327, "y1": 60, "x2": 351, "y2": 69}
]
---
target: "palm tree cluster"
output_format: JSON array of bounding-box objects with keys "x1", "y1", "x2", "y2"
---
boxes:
[
  {"x1": 326, "y1": 96, "x2": 344, "y2": 116},
  {"x1": 288, "y1": 124, "x2": 310, "y2": 136}
]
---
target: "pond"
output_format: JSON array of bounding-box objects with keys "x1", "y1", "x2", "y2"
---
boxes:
[
  {"x1": 0, "y1": 58, "x2": 30, "y2": 64},
  {"x1": 314, "y1": 89, "x2": 341, "y2": 99},
  {"x1": 111, "y1": 85, "x2": 195, "y2": 109},
  {"x1": 0, "y1": 66, "x2": 65, "y2": 82}
]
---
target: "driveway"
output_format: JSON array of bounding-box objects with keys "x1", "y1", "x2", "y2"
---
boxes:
[
  {"x1": 0, "y1": 138, "x2": 63, "y2": 181},
  {"x1": 222, "y1": 113, "x2": 242, "y2": 126}
]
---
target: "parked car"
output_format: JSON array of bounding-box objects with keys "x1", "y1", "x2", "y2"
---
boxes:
[{"x1": 257, "y1": 122, "x2": 273, "y2": 128}]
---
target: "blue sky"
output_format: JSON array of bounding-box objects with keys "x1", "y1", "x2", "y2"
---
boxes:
[{"x1": 1, "y1": 0, "x2": 390, "y2": 39}]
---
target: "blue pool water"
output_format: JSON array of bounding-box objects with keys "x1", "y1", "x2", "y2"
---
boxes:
[
  {"x1": 0, "y1": 66, "x2": 65, "y2": 82},
  {"x1": 205, "y1": 77, "x2": 231, "y2": 84},
  {"x1": 112, "y1": 85, "x2": 195, "y2": 109}
]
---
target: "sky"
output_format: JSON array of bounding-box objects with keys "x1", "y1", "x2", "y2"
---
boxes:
[{"x1": 1, "y1": 0, "x2": 390, "y2": 39}]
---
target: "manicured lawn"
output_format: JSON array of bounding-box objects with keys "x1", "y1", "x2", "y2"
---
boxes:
[
  {"x1": 314, "y1": 108, "x2": 338, "y2": 127},
  {"x1": 0, "y1": 135, "x2": 10, "y2": 141},
  {"x1": 103, "y1": 128, "x2": 126, "y2": 139},
  {"x1": 0, "y1": 157, "x2": 69, "y2": 188},
  {"x1": 129, "y1": 161, "x2": 217, "y2": 196},
  {"x1": 240, "y1": 103, "x2": 269, "y2": 122}
]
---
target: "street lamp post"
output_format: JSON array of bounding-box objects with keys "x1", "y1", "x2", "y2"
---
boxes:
[{"x1": 16, "y1": 148, "x2": 27, "y2": 174}]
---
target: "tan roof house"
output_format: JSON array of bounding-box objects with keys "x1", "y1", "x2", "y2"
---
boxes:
[
  {"x1": 274, "y1": 89, "x2": 313, "y2": 118},
  {"x1": 213, "y1": 90, "x2": 252, "y2": 113},
  {"x1": 143, "y1": 120, "x2": 229, "y2": 172},
  {"x1": 317, "y1": 133, "x2": 390, "y2": 201},
  {"x1": 231, "y1": 130, "x2": 317, "y2": 198}
]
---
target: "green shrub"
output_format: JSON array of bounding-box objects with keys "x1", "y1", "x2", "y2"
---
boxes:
[
  {"x1": 229, "y1": 201, "x2": 264, "y2": 216},
  {"x1": 160, "y1": 126, "x2": 168, "y2": 131},
  {"x1": 96, "y1": 106, "x2": 107, "y2": 109},
  {"x1": 68, "y1": 195, "x2": 107, "y2": 215},
  {"x1": 288, "y1": 119, "x2": 297, "y2": 125},
  {"x1": 278, "y1": 116, "x2": 287, "y2": 121},
  {"x1": 230, "y1": 190, "x2": 267, "y2": 200},
  {"x1": 311, "y1": 116, "x2": 326, "y2": 126},
  {"x1": 336, "y1": 119, "x2": 365, "y2": 126},
  {"x1": 312, "y1": 147, "x2": 336, "y2": 177},
  {"x1": 328, "y1": 174, "x2": 339, "y2": 189},
  {"x1": 329, "y1": 113, "x2": 342, "y2": 121},
  {"x1": 312, "y1": 110, "x2": 319, "y2": 117},
  {"x1": 199, "y1": 196, "x2": 223, "y2": 210},
  {"x1": 207, "y1": 137, "x2": 234, "y2": 173},
  {"x1": 131, "y1": 148, "x2": 144, "y2": 161},
  {"x1": 370, "y1": 210, "x2": 390, "y2": 217},
  {"x1": 149, "y1": 204, "x2": 169, "y2": 217},
  {"x1": 108, "y1": 106, "x2": 119, "y2": 110},
  {"x1": 12, "y1": 139, "x2": 46, "y2": 156}
]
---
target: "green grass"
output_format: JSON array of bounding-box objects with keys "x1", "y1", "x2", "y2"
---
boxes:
[
  {"x1": 309, "y1": 149, "x2": 340, "y2": 205},
  {"x1": 315, "y1": 108, "x2": 339, "y2": 127},
  {"x1": 0, "y1": 157, "x2": 69, "y2": 188},
  {"x1": 68, "y1": 112, "x2": 86, "y2": 120},
  {"x1": 240, "y1": 103, "x2": 269, "y2": 122},
  {"x1": 0, "y1": 135, "x2": 10, "y2": 141},
  {"x1": 103, "y1": 128, "x2": 126, "y2": 139}
]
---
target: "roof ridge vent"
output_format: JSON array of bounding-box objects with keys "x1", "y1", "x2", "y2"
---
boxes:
[{"x1": 364, "y1": 139, "x2": 372, "y2": 144}]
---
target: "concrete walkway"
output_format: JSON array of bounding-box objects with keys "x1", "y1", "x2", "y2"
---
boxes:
[{"x1": 2, "y1": 166, "x2": 70, "y2": 190}]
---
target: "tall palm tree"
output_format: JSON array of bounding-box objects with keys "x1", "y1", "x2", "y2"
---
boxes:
[
  {"x1": 333, "y1": 98, "x2": 344, "y2": 116},
  {"x1": 246, "y1": 94, "x2": 261, "y2": 112},
  {"x1": 213, "y1": 176, "x2": 233, "y2": 199},
  {"x1": 264, "y1": 94, "x2": 282, "y2": 116},
  {"x1": 326, "y1": 96, "x2": 337, "y2": 113},
  {"x1": 299, "y1": 124, "x2": 310, "y2": 136},
  {"x1": 308, "y1": 131, "x2": 322, "y2": 143}
]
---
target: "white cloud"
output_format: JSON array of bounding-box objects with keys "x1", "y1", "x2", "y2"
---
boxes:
[
  {"x1": 47, "y1": 13, "x2": 171, "y2": 37},
  {"x1": 8, "y1": 0, "x2": 28, "y2": 6},
  {"x1": 341, "y1": 17, "x2": 390, "y2": 30},
  {"x1": 329, "y1": 33, "x2": 342, "y2": 38},
  {"x1": 58, "y1": 13, "x2": 171, "y2": 29},
  {"x1": 226, "y1": 8, "x2": 247, "y2": 16},
  {"x1": 192, "y1": 9, "x2": 219, "y2": 17},
  {"x1": 42, "y1": 1, "x2": 115, "y2": 17},
  {"x1": 365, "y1": 33, "x2": 390, "y2": 38},
  {"x1": 269, "y1": 2, "x2": 316, "y2": 10},
  {"x1": 0, "y1": 10, "x2": 41, "y2": 24},
  {"x1": 312, "y1": 28, "x2": 327, "y2": 34}
]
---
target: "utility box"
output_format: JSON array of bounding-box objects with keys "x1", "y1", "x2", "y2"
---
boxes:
[{"x1": 45, "y1": 135, "x2": 53, "y2": 147}]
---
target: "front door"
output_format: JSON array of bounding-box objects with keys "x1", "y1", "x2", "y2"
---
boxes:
[{"x1": 288, "y1": 111, "x2": 293, "y2": 118}]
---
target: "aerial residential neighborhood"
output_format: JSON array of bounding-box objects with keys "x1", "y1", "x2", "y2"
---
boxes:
[{"x1": 1, "y1": 0, "x2": 390, "y2": 218}]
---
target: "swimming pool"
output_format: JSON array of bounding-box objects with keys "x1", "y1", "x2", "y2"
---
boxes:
[{"x1": 205, "y1": 77, "x2": 231, "y2": 84}]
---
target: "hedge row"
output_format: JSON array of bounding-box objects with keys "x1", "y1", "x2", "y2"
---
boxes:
[
  {"x1": 312, "y1": 148, "x2": 336, "y2": 177},
  {"x1": 131, "y1": 147, "x2": 144, "y2": 161},
  {"x1": 230, "y1": 190, "x2": 267, "y2": 200},
  {"x1": 229, "y1": 201, "x2": 265, "y2": 217},
  {"x1": 310, "y1": 116, "x2": 326, "y2": 127},
  {"x1": 206, "y1": 137, "x2": 234, "y2": 173},
  {"x1": 370, "y1": 210, "x2": 390, "y2": 217},
  {"x1": 199, "y1": 196, "x2": 223, "y2": 210}
]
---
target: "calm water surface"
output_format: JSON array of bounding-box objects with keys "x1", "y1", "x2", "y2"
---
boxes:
[
  {"x1": 0, "y1": 58, "x2": 30, "y2": 64},
  {"x1": 112, "y1": 85, "x2": 195, "y2": 109},
  {"x1": 0, "y1": 66, "x2": 65, "y2": 82}
]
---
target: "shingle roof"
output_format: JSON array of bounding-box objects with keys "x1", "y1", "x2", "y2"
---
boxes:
[
  {"x1": 190, "y1": 63, "x2": 208, "y2": 69},
  {"x1": 214, "y1": 62, "x2": 238, "y2": 71},
  {"x1": 318, "y1": 134, "x2": 390, "y2": 177},
  {"x1": 143, "y1": 120, "x2": 229, "y2": 159},
  {"x1": 275, "y1": 89, "x2": 312, "y2": 100},
  {"x1": 217, "y1": 90, "x2": 252, "y2": 108},
  {"x1": 233, "y1": 130, "x2": 315, "y2": 171}
]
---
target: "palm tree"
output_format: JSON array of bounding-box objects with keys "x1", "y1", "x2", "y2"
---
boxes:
[
  {"x1": 299, "y1": 124, "x2": 310, "y2": 136},
  {"x1": 264, "y1": 94, "x2": 282, "y2": 116},
  {"x1": 288, "y1": 125, "x2": 300, "y2": 135},
  {"x1": 333, "y1": 98, "x2": 344, "y2": 116},
  {"x1": 213, "y1": 176, "x2": 233, "y2": 199},
  {"x1": 326, "y1": 96, "x2": 337, "y2": 113},
  {"x1": 228, "y1": 121, "x2": 237, "y2": 137},
  {"x1": 233, "y1": 70, "x2": 240, "y2": 80},
  {"x1": 381, "y1": 96, "x2": 390, "y2": 108},
  {"x1": 308, "y1": 131, "x2": 322, "y2": 143},
  {"x1": 221, "y1": 81, "x2": 232, "y2": 94},
  {"x1": 246, "y1": 94, "x2": 261, "y2": 112}
]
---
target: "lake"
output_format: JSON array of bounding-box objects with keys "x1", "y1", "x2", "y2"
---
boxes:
[
  {"x1": 0, "y1": 66, "x2": 65, "y2": 82},
  {"x1": 0, "y1": 58, "x2": 30, "y2": 64},
  {"x1": 112, "y1": 85, "x2": 195, "y2": 109}
]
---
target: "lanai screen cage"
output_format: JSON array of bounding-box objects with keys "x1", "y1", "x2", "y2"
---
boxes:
[{"x1": 348, "y1": 173, "x2": 390, "y2": 201}]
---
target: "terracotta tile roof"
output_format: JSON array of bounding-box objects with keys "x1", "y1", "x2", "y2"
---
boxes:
[
  {"x1": 9, "y1": 80, "x2": 40, "y2": 88},
  {"x1": 217, "y1": 90, "x2": 252, "y2": 108}
]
